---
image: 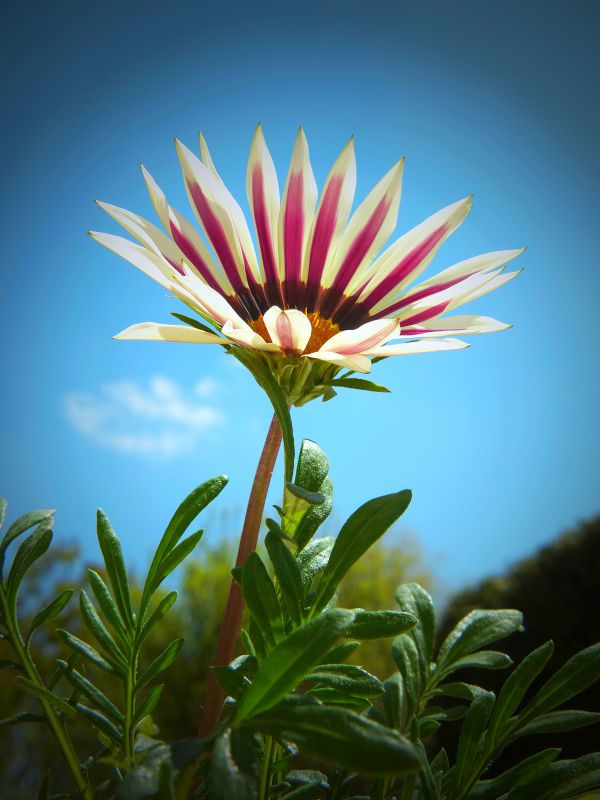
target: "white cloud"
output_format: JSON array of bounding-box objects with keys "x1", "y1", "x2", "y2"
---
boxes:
[{"x1": 64, "y1": 376, "x2": 225, "y2": 458}]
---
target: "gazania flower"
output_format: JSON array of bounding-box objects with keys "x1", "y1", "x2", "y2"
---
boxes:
[{"x1": 91, "y1": 126, "x2": 521, "y2": 404}]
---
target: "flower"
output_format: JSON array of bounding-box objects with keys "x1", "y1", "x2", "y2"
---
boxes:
[{"x1": 91, "y1": 126, "x2": 522, "y2": 403}]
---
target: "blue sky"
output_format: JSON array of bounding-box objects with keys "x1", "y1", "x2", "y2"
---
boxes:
[{"x1": 1, "y1": 0, "x2": 599, "y2": 593}]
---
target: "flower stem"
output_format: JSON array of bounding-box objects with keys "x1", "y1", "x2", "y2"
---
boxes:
[{"x1": 197, "y1": 413, "x2": 283, "y2": 738}]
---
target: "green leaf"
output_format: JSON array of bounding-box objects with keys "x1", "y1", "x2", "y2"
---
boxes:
[
  {"x1": 320, "y1": 640, "x2": 361, "y2": 665},
  {"x1": 137, "y1": 638, "x2": 184, "y2": 691},
  {"x1": 210, "y1": 728, "x2": 259, "y2": 800},
  {"x1": 488, "y1": 640, "x2": 554, "y2": 743},
  {"x1": 96, "y1": 510, "x2": 134, "y2": 627},
  {"x1": 234, "y1": 609, "x2": 355, "y2": 723},
  {"x1": 248, "y1": 697, "x2": 420, "y2": 776},
  {"x1": 87, "y1": 569, "x2": 128, "y2": 642},
  {"x1": 146, "y1": 476, "x2": 228, "y2": 589},
  {"x1": 326, "y1": 378, "x2": 390, "y2": 393},
  {"x1": 347, "y1": 609, "x2": 416, "y2": 640},
  {"x1": 307, "y1": 686, "x2": 372, "y2": 712},
  {"x1": 76, "y1": 703, "x2": 122, "y2": 743},
  {"x1": 518, "y1": 642, "x2": 600, "y2": 724},
  {"x1": 504, "y1": 753, "x2": 600, "y2": 800},
  {"x1": 451, "y1": 688, "x2": 496, "y2": 793},
  {"x1": 146, "y1": 530, "x2": 203, "y2": 596},
  {"x1": 392, "y1": 634, "x2": 422, "y2": 715},
  {"x1": 296, "y1": 537, "x2": 334, "y2": 587},
  {"x1": 307, "y1": 664, "x2": 384, "y2": 697},
  {"x1": 395, "y1": 583, "x2": 436, "y2": 669},
  {"x1": 27, "y1": 590, "x2": 73, "y2": 641},
  {"x1": 383, "y1": 673, "x2": 405, "y2": 729},
  {"x1": 133, "y1": 684, "x2": 164, "y2": 727},
  {"x1": 313, "y1": 490, "x2": 412, "y2": 613},
  {"x1": 0, "y1": 508, "x2": 54, "y2": 576},
  {"x1": 16, "y1": 676, "x2": 76, "y2": 717},
  {"x1": 57, "y1": 630, "x2": 117, "y2": 674},
  {"x1": 295, "y1": 439, "x2": 330, "y2": 493},
  {"x1": 58, "y1": 660, "x2": 123, "y2": 722},
  {"x1": 6, "y1": 522, "x2": 53, "y2": 600},
  {"x1": 213, "y1": 666, "x2": 250, "y2": 699},
  {"x1": 137, "y1": 592, "x2": 178, "y2": 645},
  {"x1": 0, "y1": 711, "x2": 46, "y2": 726},
  {"x1": 516, "y1": 709, "x2": 600, "y2": 738},
  {"x1": 242, "y1": 552, "x2": 283, "y2": 648},
  {"x1": 171, "y1": 311, "x2": 218, "y2": 335},
  {"x1": 0, "y1": 498, "x2": 6, "y2": 531},
  {"x1": 437, "y1": 609, "x2": 523, "y2": 669},
  {"x1": 79, "y1": 591, "x2": 127, "y2": 670},
  {"x1": 440, "y1": 650, "x2": 513, "y2": 679},
  {"x1": 265, "y1": 532, "x2": 304, "y2": 625},
  {"x1": 294, "y1": 477, "x2": 333, "y2": 551},
  {"x1": 466, "y1": 748, "x2": 561, "y2": 800}
]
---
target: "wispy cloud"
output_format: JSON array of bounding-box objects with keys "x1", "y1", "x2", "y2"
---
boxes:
[{"x1": 64, "y1": 376, "x2": 225, "y2": 458}]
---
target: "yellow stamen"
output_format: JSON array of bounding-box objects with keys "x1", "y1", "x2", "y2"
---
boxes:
[{"x1": 250, "y1": 311, "x2": 340, "y2": 354}]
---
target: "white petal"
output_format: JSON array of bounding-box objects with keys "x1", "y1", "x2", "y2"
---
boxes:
[
  {"x1": 263, "y1": 306, "x2": 312, "y2": 354},
  {"x1": 114, "y1": 322, "x2": 223, "y2": 344},
  {"x1": 396, "y1": 267, "x2": 505, "y2": 321},
  {"x1": 365, "y1": 338, "x2": 469, "y2": 356},
  {"x1": 305, "y1": 350, "x2": 372, "y2": 374},
  {"x1": 278, "y1": 128, "x2": 318, "y2": 285},
  {"x1": 175, "y1": 138, "x2": 248, "y2": 289},
  {"x1": 221, "y1": 320, "x2": 281, "y2": 352},
  {"x1": 325, "y1": 158, "x2": 404, "y2": 292},
  {"x1": 402, "y1": 248, "x2": 524, "y2": 296},
  {"x1": 198, "y1": 133, "x2": 261, "y2": 282},
  {"x1": 246, "y1": 125, "x2": 282, "y2": 286},
  {"x1": 141, "y1": 165, "x2": 232, "y2": 294},
  {"x1": 172, "y1": 274, "x2": 247, "y2": 328},
  {"x1": 304, "y1": 137, "x2": 356, "y2": 286},
  {"x1": 321, "y1": 318, "x2": 399, "y2": 355},
  {"x1": 358, "y1": 197, "x2": 472, "y2": 310},
  {"x1": 448, "y1": 269, "x2": 522, "y2": 309},
  {"x1": 90, "y1": 231, "x2": 177, "y2": 289},
  {"x1": 400, "y1": 314, "x2": 511, "y2": 337},
  {"x1": 96, "y1": 201, "x2": 183, "y2": 266}
]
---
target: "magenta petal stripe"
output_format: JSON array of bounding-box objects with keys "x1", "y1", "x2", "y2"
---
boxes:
[
  {"x1": 361, "y1": 225, "x2": 448, "y2": 308},
  {"x1": 251, "y1": 166, "x2": 284, "y2": 306}
]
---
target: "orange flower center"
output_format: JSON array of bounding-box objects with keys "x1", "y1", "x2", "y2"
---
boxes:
[{"x1": 251, "y1": 311, "x2": 340, "y2": 354}]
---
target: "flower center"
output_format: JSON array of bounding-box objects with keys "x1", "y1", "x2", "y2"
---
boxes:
[{"x1": 251, "y1": 311, "x2": 340, "y2": 354}]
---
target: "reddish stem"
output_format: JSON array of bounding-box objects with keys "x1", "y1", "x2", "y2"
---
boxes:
[{"x1": 197, "y1": 413, "x2": 283, "y2": 738}]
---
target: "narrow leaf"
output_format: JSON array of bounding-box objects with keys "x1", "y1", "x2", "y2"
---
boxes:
[
  {"x1": 452, "y1": 689, "x2": 496, "y2": 792},
  {"x1": 437, "y1": 609, "x2": 523, "y2": 668},
  {"x1": 0, "y1": 508, "x2": 54, "y2": 575},
  {"x1": 76, "y1": 703, "x2": 122, "y2": 743},
  {"x1": 87, "y1": 569, "x2": 128, "y2": 642},
  {"x1": 58, "y1": 660, "x2": 123, "y2": 722},
  {"x1": 138, "y1": 592, "x2": 178, "y2": 645},
  {"x1": 516, "y1": 709, "x2": 600, "y2": 737},
  {"x1": 307, "y1": 664, "x2": 384, "y2": 697},
  {"x1": 234, "y1": 609, "x2": 355, "y2": 723},
  {"x1": 395, "y1": 583, "x2": 436, "y2": 668},
  {"x1": 295, "y1": 439, "x2": 329, "y2": 493},
  {"x1": 347, "y1": 609, "x2": 416, "y2": 640},
  {"x1": 28, "y1": 590, "x2": 73, "y2": 641},
  {"x1": 265, "y1": 532, "x2": 304, "y2": 625},
  {"x1": 294, "y1": 477, "x2": 333, "y2": 551},
  {"x1": 96, "y1": 510, "x2": 134, "y2": 626},
  {"x1": 466, "y1": 749, "x2": 561, "y2": 800},
  {"x1": 6, "y1": 522, "x2": 53, "y2": 600},
  {"x1": 488, "y1": 640, "x2": 554, "y2": 743},
  {"x1": 326, "y1": 378, "x2": 390, "y2": 393},
  {"x1": 519, "y1": 642, "x2": 600, "y2": 723},
  {"x1": 79, "y1": 591, "x2": 127, "y2": 669},
  {"x1": 241, "y1": 552, "x2": 283, "y2": 647},
  {"x1": 137, "y1": 638, "x2": 184, "y2": 691},
  {"x1": 314, "y1": 490, "x2": 412, "y2": 612},
  {"x1": 133, "y1": 684, "x2": 164, "y2": 726},
  {"x1": 296, "y1": 537, "x2": 334, "y2": 587},
  {"x1": 57, "y1": 630, "x2": 117, "y2": 674},
  {"x1": 146, "y1": 531, "x2": 203, "y2": 595},
  {"x1": 440, "y1": 650, "x2": 513, "y2": 679},
  {"x1": 16, "y1": 676, "x2": 76, "y2": 717},
  {"x1": 248, "y1": 697, "x2": 420, "y2": 776}
]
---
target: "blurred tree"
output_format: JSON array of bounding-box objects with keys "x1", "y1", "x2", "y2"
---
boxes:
[{"x1": 438, "y1": 515, "x2": 600, "y2": 767}]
